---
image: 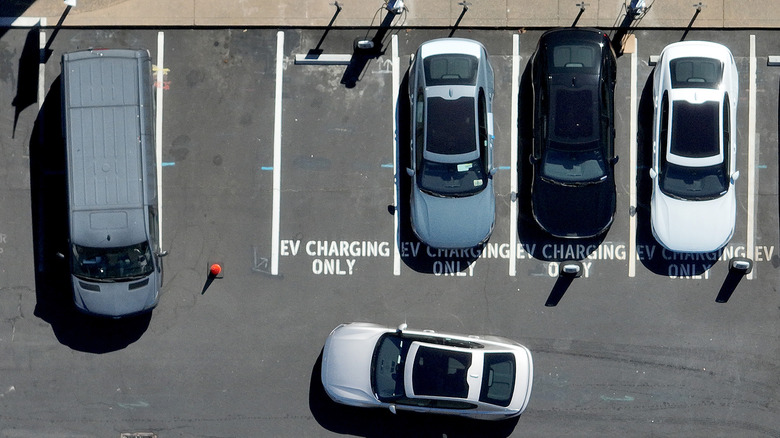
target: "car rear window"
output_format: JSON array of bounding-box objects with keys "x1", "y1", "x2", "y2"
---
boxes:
[
  {"x1": 671, "y1": 100, "x2": 720, "y2": 158},
  {"x1": 549, "y1": 43, "x2": 600, "y2": 73},
  {"x1": 480, "y1": 353, "x2": 516, "y2": 407},
  {"x1": 426, "y1": 96, "x2": 476, "y2": 155},
  {"x1": 424, "y1": 54, "x2": 478, "y2": 86},
  {"x1": 670, "y1": 57, "x2": 723, "y2": 89}
]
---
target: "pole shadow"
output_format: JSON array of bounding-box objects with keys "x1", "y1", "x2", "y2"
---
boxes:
[
  {"x1": 306, "y1": 2, "x2": 341, "y2": 58},
  {"x1": 681, "y1": 4, "x2": 702, "y2": 41},
  {"x1": 341, "y1": 9, "x2": 401, "y2": 88},
  {"x1": 715, "y1": 269, "x2": 745, "y2": 303},
  {"x1": 30, "y1": 77, "x2": 151, "y2": 353},
  {"x1": 545, "y1": 275, "x2": 575, "y2": 307},
  {"x1": 448, "y1": 3, "x2": 470, "y2": 38},
  {"x1": 12, "y1": 27, "x2": 40, "y2": 138}
]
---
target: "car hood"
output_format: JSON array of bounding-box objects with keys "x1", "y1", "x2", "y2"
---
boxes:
[
  {"x1": 411, "y1": 182, "x2": 495, "y2": 249},
  {"x1": 532, "y1": 176, "x2": 615, "y2": 238},
  {"x1": 651, "y1": 188, "x2": 736, "y2": 253},
  {"x1": 321, "y1": 324, "x2": 386, "y2": 407},
  {"x1": 72, "y1": 275, "x2": 158, "y2": 317}
]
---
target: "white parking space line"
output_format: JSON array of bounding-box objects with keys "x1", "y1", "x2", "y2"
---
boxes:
[
  {"x1": 271, "y1": 31, "x2": 284, "y2": 276},
  {"x1": 38, "y1": 29, "x2": 46, "y2": 110},
  {"x1": 509, "y1": 34, "x2": 519, "y2": 277},
  {"x1": 156, "y1": 31, "x2": 165, "y2": 251},
  {"x1": 746, "y1": 34, "x2": 757, "y2": 280},
  {"x1": 392, "y1": 34, "x2": 401, "y2": 276},
  {"x1": 628, "y1": 37, "x2": 638, "y2": 278}
]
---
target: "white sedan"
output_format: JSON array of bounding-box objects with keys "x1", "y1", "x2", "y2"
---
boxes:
[
  {"x1": 320, "y1": 322, "x2": 533, "y2": 420},
  {"x1": 649, "y1": 41, "x2": 739, "y2": 253}
]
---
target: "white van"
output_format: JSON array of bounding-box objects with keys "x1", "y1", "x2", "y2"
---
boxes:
[{"x1": 61, "y1": 49, "x2": 163, "y2": 317}]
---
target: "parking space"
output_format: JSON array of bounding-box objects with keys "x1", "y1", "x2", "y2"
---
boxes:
[{"x1": 0, "y1": 27, "x2": 777, "y2": 437}]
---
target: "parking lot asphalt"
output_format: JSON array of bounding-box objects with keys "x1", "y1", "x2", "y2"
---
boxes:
[{"x1": 0, "y1": 22, "x2": 778, "y2": 438}]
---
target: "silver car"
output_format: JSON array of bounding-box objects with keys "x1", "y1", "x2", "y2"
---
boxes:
[
  {"x1": 649, "y1": 41, "x2": 739, "y2": 253},
  {"x1": 406, "y1": 38, "x2": 496, "y2": 249},
  {"x1": 321, "y1": 322, "x2": 533, "y2": 420}
]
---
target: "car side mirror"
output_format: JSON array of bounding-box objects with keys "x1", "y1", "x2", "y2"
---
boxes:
[
  {"x1": 406, "y1": 168, "x2": 414, "y2": 177},
  {"x1": 649, "y1": 168, "x2": 658, "y2": 179},
  {"x1": 389, "y1": 404, "x2": 397, "y2": 415},
  {"x1": 489, "y1": 167, "x2": 497, "y2": 177},
  {"x1": 156, "y1": 250, "x2": 169, "y2": 257},
  {"x1": 611, "y1": 155, "x2": 619, "y2": 166},
  {"x1": 730, "y1": 170, "x2": 740, "y2": 183},
  {"x1": 396, "y1": 323, "x2": 407, "y2": 333},
  {"x1": 55, "y1": 252, "x2": 65, "y2": 260}
]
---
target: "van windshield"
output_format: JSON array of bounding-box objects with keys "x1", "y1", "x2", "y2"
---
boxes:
[{"x1": 72, "y1": 242, "x2": 154, "y2": 281}]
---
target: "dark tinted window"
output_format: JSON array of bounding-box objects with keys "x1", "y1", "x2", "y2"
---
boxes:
[
  {"x1": 424, "y1": 54, "x2": 478, "y2": 86},
  {"x1": 372, "y1": 334, "x2": 409, "y2": 401},
  {"x1": 72, "y1": 242, "x2": 154, "y2": 281},
  {"x1": 542, "y1": 145, "x2": 607, "y2": 183},
  {"x1": 480, "y1": 353, "x2": 516, "y2": 407},
  {"x1": 412, "y1": 346, "x2": 472, "y2": 398},
  {"x1": 671, "y1": 100, "x2": 720, "y2": 158},
  {"x1": 418, "y1": 158, "x2": 487, "y2": 197},
  {"x1": 426, "y1": 97, "x2": 476, "y2": 155},
  {"x1": 549, "y1": 43, "x2": 600, "y2": 73},
  {"x1": 659, "y1": 162, "x2": 728, "y2": 201},
  {"x1": 670, "y1": 57, "x2": 723, "y2": 89}
]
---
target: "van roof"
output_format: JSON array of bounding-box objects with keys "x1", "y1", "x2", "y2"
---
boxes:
[{"x1": 62, "y1": 49, "x2": 151, "y2": 247}]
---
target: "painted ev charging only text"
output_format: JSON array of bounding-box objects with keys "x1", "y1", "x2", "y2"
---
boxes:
[{"x1": 279, "y1": 239, "x2": 774, "y2": 278}]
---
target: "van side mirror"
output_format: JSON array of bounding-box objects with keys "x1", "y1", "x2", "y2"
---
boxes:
[
  {"x1": 611, "y1": 155, "x2": 619, "y2": 166},
  {"x1": 55, "y1": 252, "x2": 65, "y2": 260},
  {"x1": 649, "y1": 168, "x2": 658, "y2": 179},
  {"x1": 396, "y1": 323, "x2": 407, "y2": 333},
  {"x1": 730, "y1": 171, "x2": 740, "y2": 183},
  {"x1": 528, "y1": 155, "x2": 538, "y2": 165},
  {"x1": 389, "y1": 404, "x2": 397, "y2": 415},
  {"x1": 406, "y1": 168, "x2": 414, "y2": 177},
  {"x1": 156, "y1": 250, "x2": 169, "y2": 257},
  {"x1": 489, "y1": 167, "x2": 497, "y2": 177}
]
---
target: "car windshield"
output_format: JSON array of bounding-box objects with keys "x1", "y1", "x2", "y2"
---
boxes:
[
  {"x1": 659, "y1": 162, "x2": 728, "y2": 201},
  {"x1": 411, "y1": 345, "x2": 472, "y2": 398},
  {"x1": 479, "y1": 353, "x2": 516, "y2": 407},
  {"x1": 424, "y1": 54, "x2": 478, "y2": 86},
  {"x1": 72, "y1": 241, "x2": 154, "y2": 281},
  {"x1": 419, "y1": 158, "x2": 487, "y2": 196},
  {"x1": 426, "y1": 96, "x2": 476, "y2": 155},
  {"x1": 542, "y1": 142, "x2": 607, "y2": 184},
  {"x1": 671, "y1": 100, "x2": 720, "y2": 158},
  {"x1": 670, "y1": 57, "x2": 723, "y2": 89},
  {"x1": 371, "y1": 334, "x2": 409, "y2": 402}
]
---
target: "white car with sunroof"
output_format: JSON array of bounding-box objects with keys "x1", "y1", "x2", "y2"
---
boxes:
[
  {"x1": 320, "y1": 322, "x2": 533, "y2": 420},
  {"x1": 649, "y1": 41, "x2": 739, "y2": 253}
]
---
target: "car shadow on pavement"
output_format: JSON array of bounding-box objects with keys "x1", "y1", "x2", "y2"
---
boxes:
[
  {"x1": 309, "y1": 350, "x2": 520, "y2": 438},
  {"x1": 29, "y1": 76, "x2": 151, "y2": 353}
]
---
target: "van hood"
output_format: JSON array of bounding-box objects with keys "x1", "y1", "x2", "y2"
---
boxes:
[
  {"x1": 71, "y1": 208, "x2": 147, "y2": 248},
  {"x1": 72, "y1": 274, "x2": 159, "y2": 317}
]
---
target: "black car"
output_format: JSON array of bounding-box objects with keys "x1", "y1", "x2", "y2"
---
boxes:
[{"x1": 529, "y1": 28, "x2": 618, "y2": 238}]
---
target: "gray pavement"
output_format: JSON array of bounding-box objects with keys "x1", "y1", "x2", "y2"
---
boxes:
[{"x1": 3, "y1": 0, "x2": 780, "y2": 29}]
